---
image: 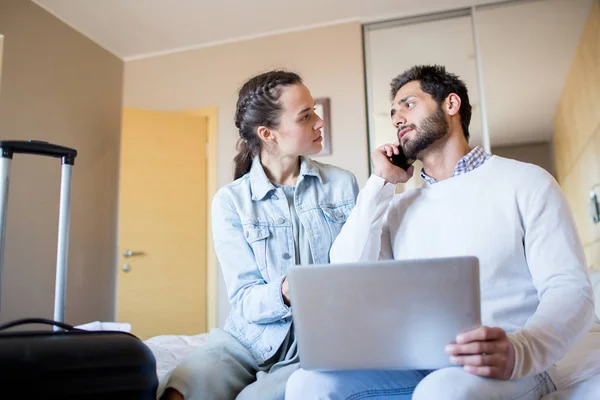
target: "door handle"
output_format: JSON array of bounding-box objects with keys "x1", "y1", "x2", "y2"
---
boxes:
[{"x1": 123, "y1": 250, "x2": 146, "y2": 258}]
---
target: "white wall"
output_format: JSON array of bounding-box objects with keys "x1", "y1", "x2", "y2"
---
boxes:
[
  {"x1": 492, "y1": 141, "x2": 556, "y2": 177},
  {"x1": 123, "y1": 22, "x2": 369, "y2": 326}
]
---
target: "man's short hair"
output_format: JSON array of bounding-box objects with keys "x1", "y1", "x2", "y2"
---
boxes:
[{"x1": 390, "y1": 65, "x2": 472, "y2": 141}]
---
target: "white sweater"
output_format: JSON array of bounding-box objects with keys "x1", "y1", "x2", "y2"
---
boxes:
[{"x1": 331, "y1": 155, "x2": 596, "y2": 381}]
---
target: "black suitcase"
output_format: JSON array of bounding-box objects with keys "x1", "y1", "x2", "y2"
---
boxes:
[{"x1": 0, "y1": 141, "x2": 158, "y2": 399}]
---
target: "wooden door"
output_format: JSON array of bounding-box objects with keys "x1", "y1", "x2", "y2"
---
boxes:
[{"x1": 117, "y1": 108, "x2": 208, "y2": 339}]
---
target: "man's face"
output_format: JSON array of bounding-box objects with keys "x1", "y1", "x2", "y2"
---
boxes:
[{"x1": 390, "y1": 81, "x2": 449, "y2": 160}]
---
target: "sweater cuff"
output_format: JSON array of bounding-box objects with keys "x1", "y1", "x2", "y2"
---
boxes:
[
  {"x1": 365, "y1": 174, "x2": 397, "y2": 200},
  {"x1": 507, "y1": 333, "x2": 524, "y2": 380}
]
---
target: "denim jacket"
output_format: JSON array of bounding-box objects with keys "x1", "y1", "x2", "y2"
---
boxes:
[{"x1": 212, "y1": 155, "x2": 359, "y2": 363}]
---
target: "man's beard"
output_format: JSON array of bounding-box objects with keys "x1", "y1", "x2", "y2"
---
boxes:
[{"x1": 400, "y1": 106, "x2": 449, "y2": 160}]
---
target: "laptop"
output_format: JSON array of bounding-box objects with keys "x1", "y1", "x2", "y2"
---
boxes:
[{"x1": 287, "y1": 256, "x2": 481, "y2": 371}]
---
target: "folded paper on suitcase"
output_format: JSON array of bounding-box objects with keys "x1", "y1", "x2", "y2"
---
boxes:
[{"x1": 75, "y1": 320, "x2": 132, "y2": 332}]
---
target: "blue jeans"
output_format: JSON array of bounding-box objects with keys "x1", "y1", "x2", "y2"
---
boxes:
[{"x1": 285, "y1": 367, "x2": 556, "y2": 400}]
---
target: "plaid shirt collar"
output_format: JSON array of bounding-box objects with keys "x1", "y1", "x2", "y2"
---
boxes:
[{"x1": 420, "y1": 146, "x2": 491, "y2": 185}]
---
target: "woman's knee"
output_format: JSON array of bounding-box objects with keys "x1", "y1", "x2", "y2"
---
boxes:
[
  {"x1": 162, "y1": 348, "x2": 224, "y2": 396},
  {"x1": 172, "y1": 359, "x2": 213, "y2": 384}
]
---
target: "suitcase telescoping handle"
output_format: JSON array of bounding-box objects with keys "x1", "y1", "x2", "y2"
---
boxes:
[
  {"x1": 0, "y1": 140, "x2": 77, "y2": 163},
  {"x1": 0, "y1": 141, "x2": 77, "y2": 330}
]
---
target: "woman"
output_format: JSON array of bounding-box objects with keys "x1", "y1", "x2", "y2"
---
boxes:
[{"x1": 160, "y1": 70, "x2": 359, "y2": 400}]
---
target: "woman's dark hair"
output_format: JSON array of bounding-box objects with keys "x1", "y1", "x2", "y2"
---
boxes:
[
  {"x1": 233, "y1": 70, "x2": 303, "y2": 180},
  {"x1": 390, "y1": 65, "x2": 472, "y2": 141}
]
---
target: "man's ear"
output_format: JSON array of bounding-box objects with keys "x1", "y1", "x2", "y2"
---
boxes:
[
  {"x1": 256, "y1": 126, "x2": 277, "y2": 145},
  {"x1": 445, "y1": 93, "x2": 462, "y2": 117}
]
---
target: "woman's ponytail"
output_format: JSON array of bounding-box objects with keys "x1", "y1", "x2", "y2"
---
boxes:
[{"x1": 233, "y1": 139, "x2": 254, "y2": 180}]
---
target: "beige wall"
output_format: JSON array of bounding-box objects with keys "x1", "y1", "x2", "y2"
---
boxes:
[
  {"x1": 0, "y1": 34, "x2": 4, "y2": 90},
  {"x1": 0, "y1": 0, "x2": 123, "y2": 323},
  {"x1": 553, "y1": 1, "x2": 600, "y2": 271},
  {"x1": 124, "y1": 22, "x2": 369, "y2": 326},
  {"x1": 492, "y1": 141, "x2": 556, "y2": 177}
]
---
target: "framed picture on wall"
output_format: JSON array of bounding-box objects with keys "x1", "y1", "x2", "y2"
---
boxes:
[{"x1": 314, "y1": 97, "x2": 331, "y2": 155}]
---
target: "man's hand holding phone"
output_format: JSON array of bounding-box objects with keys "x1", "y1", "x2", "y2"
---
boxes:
[{"x1": 372, "y1": 142, "x2": 415, "y2": 185}]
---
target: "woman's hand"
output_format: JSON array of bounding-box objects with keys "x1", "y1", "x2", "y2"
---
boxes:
[
  {"x1": 445, "y1": 326, "x2": 516, "y2": 380},
  {"x1": 371, "y1": 142, "x2": 414, "y2": 185},
  {"x1": 282, "y1": 277, "x2": 291, "y2": 306}
]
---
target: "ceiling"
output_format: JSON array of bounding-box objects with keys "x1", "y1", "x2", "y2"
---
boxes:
[
  {"x1": 366, "y1": 0, "x2": 593, "y2": 148},
  {"x1": 31, "y1": 0, "x2": 594, "y2": 147},
  {"x1": 33, "y1": 0, "x2": 503, "y2": 60}
]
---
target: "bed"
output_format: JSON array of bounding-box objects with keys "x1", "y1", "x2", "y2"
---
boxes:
[{"x1": 143, "y1": 272, "x2": 600, "y2": 398}]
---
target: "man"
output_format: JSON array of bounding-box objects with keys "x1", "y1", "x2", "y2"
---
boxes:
[{"x1": 284, "y1": 65, "x2": 596, "y2": 399}]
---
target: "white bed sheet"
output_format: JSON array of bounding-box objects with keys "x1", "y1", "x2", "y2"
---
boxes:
[{"x1": 144, "y1": 333, "x2": 210, "y2": 382}]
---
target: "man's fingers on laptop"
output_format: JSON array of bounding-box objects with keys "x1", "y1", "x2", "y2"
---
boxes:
[
  {"x1": 446, "y1": 326, "x2": 515, "y2": 380},
  {"x1": 445, "y1": 341, "x2": 500, "y2": 356},
  {"x1": 456, "y1": 326, "x2": 505, "y2": 344},
  {"x1": 450, "y1": 352, "x2": 512, "y2": 380},
  {"x1": 449, "y1": 353, "x2": 502, "y2": 367}
]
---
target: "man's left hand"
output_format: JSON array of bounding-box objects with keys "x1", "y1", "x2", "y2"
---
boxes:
[{"x1": 445, "y1": 326, "x2": 515, "y2": 380}]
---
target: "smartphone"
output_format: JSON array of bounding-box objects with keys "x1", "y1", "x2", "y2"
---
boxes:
[{"x1": 389, "y1": 146, "x2": 415, "y2": 171}]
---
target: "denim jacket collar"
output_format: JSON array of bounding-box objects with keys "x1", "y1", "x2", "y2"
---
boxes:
[{"x1": 249, "y1": 155, "x2": 323, "y2": 201}]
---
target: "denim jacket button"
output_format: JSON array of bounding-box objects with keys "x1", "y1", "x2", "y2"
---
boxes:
[
  {"x1": 265, "y1": 345, "x2": 272, "y2": 352},
  {"x1": 278, "y1": 218, "x2": 287, "y2": 225},
  {"x1": 282, "y1": 253, "x2": 291, "y2": 260}
]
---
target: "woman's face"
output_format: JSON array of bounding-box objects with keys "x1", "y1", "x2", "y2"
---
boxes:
[{"x1": 267, "y1": 83, "x2": 325, "y2": 157}]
